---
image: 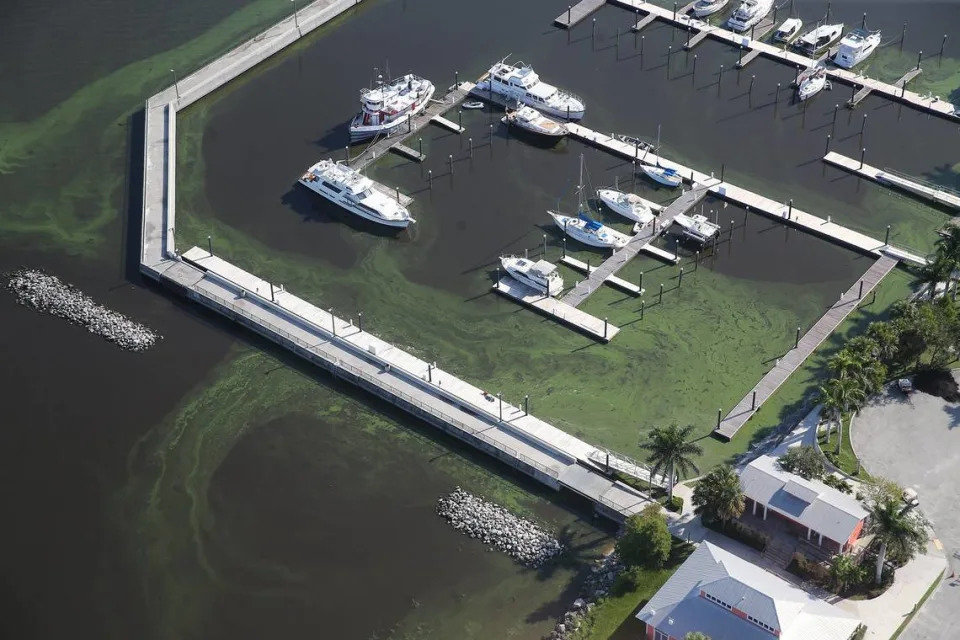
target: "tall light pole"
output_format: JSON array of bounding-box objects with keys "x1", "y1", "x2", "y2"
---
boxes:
[
  {"x1": 291, "y1": 0, "x2": 299, "y2": 30},
  {"x1": 170, "y1": 69, "x2": 180, "y2": 100}
]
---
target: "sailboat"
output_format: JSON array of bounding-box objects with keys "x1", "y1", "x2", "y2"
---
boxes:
[
  {"x1": 548, "y1": 154, "x2": 629, "y2": 250},
  {"x1": 641, "y1": 125, "x2": 683, "y2": 188}
]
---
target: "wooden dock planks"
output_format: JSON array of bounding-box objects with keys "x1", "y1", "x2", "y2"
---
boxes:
[
  {"x1": 560, "y1": 256, "x2": 644, "y2": 295},
  {"x1": 493, "y1": 276, "x2": 620, "y2": 341},
  {"x1": 554, "y1": 0, "x2": 606, "y2": 29},
  {"x1": 391, "y1": 143, "x2": 425, "y2": 162},
  {"x1": 824, "y1": 151, "x2": 960, "y2": 211},
  {"x1": 714, "y1": 255, "x2": 899, "y2": 440}
]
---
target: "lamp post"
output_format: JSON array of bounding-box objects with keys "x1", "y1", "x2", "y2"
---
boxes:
[
  {"x1": 291, "y1": 0, "x2": 299, "y2": 29},
  {"x1": 170, "y1": 69, "x2": 180, "y2": 100}
]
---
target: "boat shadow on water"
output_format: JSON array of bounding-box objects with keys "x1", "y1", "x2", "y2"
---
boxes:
[
  {"x1": 280, "y1": 185, "x2": 414, "y2": 241},
  {"x1": 312, "y1": 121, "x2": 353, "y2": 150}
]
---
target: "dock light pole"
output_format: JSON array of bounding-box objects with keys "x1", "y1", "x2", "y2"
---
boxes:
[
  {"x1": 861, "y1": 113, "x2": 867, "y2": 135},
  {"x1": 207, "y1": 234, "x2": 213, "y2": 256},
  {"x1": 170, "y1": 69, "x2": 180, "y2": 100},
  {"x1": 795, "y1": 327, "x2": 801, "y2": 349},
  {"x1": 667, "y1": 46, "x2": 672, "y2": 77},
  {"x1": 448, "y1": 154, "x2": 453, "y2": 174},
  {"x1": 358, "y1": 312, "x2": 363, "y2": 332},
  {"x1": 640, "y1": 299, "x2": 645, "y2": 319},
  {"x1": 749, "y1": 74, "x2": 755, "y2": 100},
  {"x1": 495, "y1": 266, "x2": 500, "y2": 288},
  {"x1": 458, "y1": 109, "x2": 462, "y2": 131},
  {"x1": 859, "y1": 280, "x2": 864, "y2": 299},
  {"x1": 498, "y1": 392, "x2": 503, "y2": 422},
  {"x1": 860, "y1": 147, "x2": 866, "y2": 169},
  {"x1": 455, "y1": 70, "x2": 459, "y2": 87},
  {"x1": 641, "y1": 35, "x2": 645, "y2": 57},
  {"x1": 695, "y1": 251, "x2": 700, "y2": 271},
  {"x1": 917, "y1": 50, "x2": 923, "y2": 70},
  {"x1": 738, "y1": 46, "x2": 743, "y2": 67},
  {"x1": 567, "y1": 5, "x2": 571, "y2": 25},
  {"x1": 604, "y1": 317, "x2": 608, "y2": 339},
  {"x1": 716, "y1": 409, "x2": 722, "y2": 430},
  {"x1": 678, "y1": 267, "x2": 684, "y2": 288},
  {"x1": 673, "y1": 1, "x2": 677, "y2": 21},
  {"x1": 345, "y1": 145, "x2": 350, "y2": 162},
  {"x1": 659, "y1": 283, "x2": 664, "y2": 303},
  {"x1": 686, "y1": 27, "x2": 692, "y2": 48},
  {"x1": 524, "y1": 395, "x2": 529, "y2": 415},
  {"x1": 329, "y1": 309, "x2": 336, "y2": 337},
  {"x1": 825, "y1": 134, "x2": 831, "y2": 155},
  {"x1": 720, "y1": 163, "x2": 725, "y2": 182},
  {"x1": 270, "y1": 283, "x2": 275, "y2": 302},
  {"x1": 718, "y1": 64, "x2": 723, "y2": 89},
  {"x1": 885, "y1": 225, "x2": 891, "y2": 245},
  {"x1": 775, "y1": 82, "x2": 780, "y2": 112},
  {"x1": 795, "y1": 64, "x2": 800, "y2": 84},
  {"x1": 428, "y1": 169, "x2": 433, "y2": 189},
  {"x1": 901, "y1": 23, "x2": 907, "y2": 51},
  {"x1": 542, "y1": 234, "x2": 547, "y2": 258},
  {"x1": 692, "y1": 54, "x2": 698, "y2": 82},
  {"x1": 489, "y1": 123, "x2": 494, "y2": 142},
  {"x1": 751, "y1": 391, "x2": 757, "y2": 410},
  {"x1": 674, "y1": 240, "x2": 679, "y2": 260},
  {"x1": 861, "y1": 12, "x2": 867, "y2": 29},
  {"x1": 427, "y1": 363, "x2": 432, "y2": 383},
  {"x1": 632, "y1": 160, "x2": 637, "y2": 191},
  {"x1": 941, "y1": 34, "x2": 948, "y2": 57},
  {"x1": 592, "y1": 18, "x2": 596, "y2": 45},
  {"x1": 832, "y1": 104, "x2": 839, "y2": 133},
  {"x1": 290, "y1": 0, "x2": 299, "y2": 30},
  {"x1": 468, "y1": 137, "x2": 473, "y2": 158},
  {"x1": 788, "y1": 199, "x2": 793, "y2": 220}
]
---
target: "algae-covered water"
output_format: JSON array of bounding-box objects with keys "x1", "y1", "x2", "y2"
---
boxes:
[{"x1": 0, "y1": 0, "x2": 957, "y2": 638}]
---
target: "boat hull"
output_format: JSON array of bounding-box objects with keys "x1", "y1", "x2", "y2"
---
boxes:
[
  {"x1": 641, "y1": 166, "x2": 682, "y2": 188},
  {"x1": 691, "y1": 0, "x2": 727, "y2": 18},
  {"x1": 549, "y1": 212, "x2": 625, "y2": 249},
  {"x1": 834, "y1": 40, "x2": 879, "y2": 69},
  {"x1": 474, "y1": 79, "x2": 585, "y2": 120},
  {"x1": 298, "y1": 179, "x2": 413, "y2": 228},
  {"x1": 349, "y1": 84, "x2": 436, "y2": 142},
  {"x1": 597, "y1": 189, "x2": 653, "y2": 223},
  {"x1": 798, "y1": 76, "x2": 827, "y2": 101}
]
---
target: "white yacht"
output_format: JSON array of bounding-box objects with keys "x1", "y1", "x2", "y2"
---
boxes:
[
  {"x1": 797, "y1": 66, "x2": 830, "y2": 100},
  {"x1": 834, "y1": 29, "x2": 881, "y2": 69},
  {"x1": 503, "y1": 105, "x2": 568, "y2": 137},
  {"x1": 727, "y1": 0, "x2": 774, "y2": 33},
  {"x1": 500, "y1": 256, "x2": 564, "y2": 296},
  {"x1": 691, "y1": 0, "x2": 727, "y2": 18},
  {"x1": 673, "y1": 213, "x2": 720, "y2": 244},
  {"x1": 548, "y1": 212, "x2": 628, "y2": 249},
  {"x1": 641, "y1": 164, "x2": 682, "y2": 188},
  {"x1": 298, "y1": 159, "x2": 414, "y2": 228},
  {"x1": 774, "y1": 18, "x2": 803, "y2": 43},
  {"x1": 349, "y1": 73, "x2": 435, "y2": 142},
  {"x1": 795, "y1": 23, "x2": 844, "y2": 55},
  {"x1": 477, "y1": 59, "x2": 585, "y2": 120},
  {"x1": 597, "y1": 189, "x2": 655, "y2": 226}
]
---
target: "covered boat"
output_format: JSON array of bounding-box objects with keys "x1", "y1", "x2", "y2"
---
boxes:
[{"x1": 597, "y1": 189, "x2": 655, "y2": 225}]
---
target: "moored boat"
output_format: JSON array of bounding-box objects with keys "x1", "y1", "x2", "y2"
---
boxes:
[
  {"x1": 476, "y1": 58, "x2": 585, "y2": 120},
  {"x1": 503, "y1": 105, "x2": 568, "y2": 137},
  {"x1": 462, "y1": 101, "x2": 485, "y2": 110},
  {"x1": 691, "y1": 0, "x2": 728, "y2": 18},
  {"x1": 298, "y1": 159, "x2": 414, "y2": 228},
  {"x1": 548, "y1": 211, "x2": 628, "y2": 249},
  {"x1": 641, "y1": 164, "x2": 682, "y2": 188},
  {"x1": 833, "y1": 28, "x2": 881, "y2": 69},
  {"x1": 500, "y1": 256, "x2": 564, "y2": 296},
  {"x1": 797, "y1": 66, "x2": 830, "y2": 100},
  {"x1": 597, "y1": 188, "x2": 655, "y2": 225},
  {"x1": 795, "y1": 23, "x2": 844, "y2": 55},
  {"x1": 673, "y1": 213, "x2": 720, "y2": 244},
  {"x1": 774, "y1": 17, "x2": 803, "y2": 43},
  {"x1": 349, "y1": 73, "x2": 435, "y2": 142},
  {"x1": 727, "y1": 0, "x2": 774, "y2": 33}
]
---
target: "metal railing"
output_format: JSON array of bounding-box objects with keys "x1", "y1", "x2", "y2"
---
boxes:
[{"x1": 193, "y1": 287, "x2": 561, "y2": 479}]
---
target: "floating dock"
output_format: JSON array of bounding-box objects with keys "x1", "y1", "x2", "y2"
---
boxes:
[
  {"x1": 554, "y1": 0, "x2": 606, "y2": 29},
  {"x1": 849, "y1": 67, "x2": 922, "y2": 107},
  {"x1": 430, "y1": 113, "x2": 466, "y2": 133},
  {"x1": 566, "y1": 123, "x2": 927, "y2": 265},
  {"x1": 823, "y1": 152, "x2": 960, "y2": 211},
  {"x1": 715, "y1": 255, "x2": 899, "y2": 440},
  {"x1": 493, "y1": 276, "x2": 620, "y2": 341},
  {"x1": 559, "y1": 255, "x2": 644, "y2": 295},
  {"x1": 602, "y1": 0, "x2": 958, "y2": 121},
  {"x1": 391, "y1": 143, "x2": 425, "y2": 162}
]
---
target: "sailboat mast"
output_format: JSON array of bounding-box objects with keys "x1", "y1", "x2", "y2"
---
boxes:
[
  {"x1": 578, "y1": 153, "x2": 585, "y2": 213},
  {"x1": 655, "y1": 124, "x2": 662, "y2": 168}
]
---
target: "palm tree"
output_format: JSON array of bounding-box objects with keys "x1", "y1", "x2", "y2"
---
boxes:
[
  {"x1": 692, "y1": 465, "x2": 745, "y2": 526},
  {"x1": 865, "y1": 494, "x2": 929, "y2": 584},
  {"x1": 818, "y1": 382, "x2": 842, "y2": 444},
  {"x1": 935, "y1": 225, "x2": 960, "y2": 269},
  {"x1": 640, "y1": 424, "x2": 702, "y2": 502},
  {"x1": 827, "y1": 349, "x2": 863, "y2": 381},
  {"x1": 917, "y1": 253, "x2": 953, "y2": 300},
  {"x1": 866, "y1": 321, "x2": 901, "y2": 366},
  {"x1": 823, "y1": 377, "x2": 866, "y2": 455}
]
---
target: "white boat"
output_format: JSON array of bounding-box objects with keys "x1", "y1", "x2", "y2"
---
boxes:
[
  {"x1": 727, "y1": 0, "x2": 774, "y2": 32},
  {"x1": 597, "y1": 189, "x2": 655, "y2": 225},
  {"x1": 476, "y1": 58, "x2": 585, "y2": 120},
  {"x1": 349, "y1": 73, "x2": 435, "y2": 142},
  {"x1": 503, "y1": 105, "x2": 568, "y2": 137},
  {"x1": 774, "y1": 17, "x2": 803, "y2": 43},
  {"x1": 548, "y1": 212, "x2": 628, "y2": 249},
  {"x1": 691, "y1": 0, "x2": 728, "y2": 18},
  {"x1": 642, "y1": 165, "x2": 682, "y2": 188},
  {"x1": 617, "y1": 134, "x2": 654, "y2": 152},
  {"x1": 795, "y1": 23, "x2": 844, "y2": 55},
  {"x1": 500, "y1": 256, "x2": 564, "y2": 296},
  {"x1": 462, "y1": 101, "x2": 485, "y2": 110},
  {"x1": 298, "y1": 159, "x2": 414, "y2": 228},
  {"x1": 797, "y1": 67, "x2": 830, "y2": 100},
  {"x1": 834, "y1": 28, "x2": 881, "y2": 69},
  {"x1": 673, "y1": 213, "x2": 720, "y2": 244}
]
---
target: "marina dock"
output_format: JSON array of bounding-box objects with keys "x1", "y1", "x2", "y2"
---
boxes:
[
  {"x1": 554, "y1": 0, "x2": 606, "y2": 29},
  {"x1": 562, "y1": 187, "x2": 709, "y2": 308},
  {"x1": 493, "y1": 276, "x2": 620, "y2": 341},
  {"x1": 559, "y1": 255, "x2": 644, "y2": 295},
  {"x1": 849, "y1": 67, "x2": 922, "y2": 107},
  {"x1": 715, "y1": 255, "x2": 899, "y2": 440},
  {"x1": 391, "y1": 143, "x2": 425, "y2": 162},
  {"x1": 823, "y1": 152, "x2": 960, "y2": 211},
  {"x1": 566, "y1": 123, "x2": 927, "y2": 265},
  {"x1": 602, "y1": 0, "x2": 958, "y2": 121}
]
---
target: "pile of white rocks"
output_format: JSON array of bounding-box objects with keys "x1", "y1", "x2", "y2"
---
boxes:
[
  {"x1": 436, "y1": 488, "x2": 563, "y2": 568},
  {"x1": 546, "y1": 551, "x2": 624, "y2": 639},
  {"x1": 6, "y1": 269, "x2": 160, "y2": 352}
]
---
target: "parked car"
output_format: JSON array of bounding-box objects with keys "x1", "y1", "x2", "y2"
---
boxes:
[{"x1": 897, "y1": 378, "x2": 914, "y2": 394}]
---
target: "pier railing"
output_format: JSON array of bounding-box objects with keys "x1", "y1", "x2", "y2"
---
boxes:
[{"x1": 195, "y1": 287, "x2": 562, "y2": 480}]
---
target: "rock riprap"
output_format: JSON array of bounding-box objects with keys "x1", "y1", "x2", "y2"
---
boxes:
[
  {"x1": 436, "y1": 488, "x2": 563, "y2": 567},
  {"x1": 6, "y1": 269, "x2": 160, "y2": 352}
]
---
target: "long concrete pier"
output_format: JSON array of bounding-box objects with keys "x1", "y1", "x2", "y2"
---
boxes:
[
  {"x1": 138, "y1": 0, "x2": 668, "y2": 523},
  {"x1": 715, "y1": 255, "x2": 899, "y2": 440},
  {"x1": 592, "y1": 0, "x2": 959, "y2": 121},
  {"x1": 565, "y1": 123, "x2": 927, "y2": 265},
  {"x1": 823, "y1": 151, "x2": 960, "y2": 211}
]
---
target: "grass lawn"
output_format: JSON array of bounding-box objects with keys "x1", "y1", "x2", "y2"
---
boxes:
[
  {"x1": 572, "y1": 540, "x2": 695, "y2": 640},
  {"x1": 818, "y1": 416, "x2": 874, "y2": 482}
]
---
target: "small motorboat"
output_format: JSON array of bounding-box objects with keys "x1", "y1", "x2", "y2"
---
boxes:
[
  {"x1": 774, "y1": 17, "x2": 803, "y2": 43},
  {"x1": 834, "y1": 28, "x2": 882, "y2": 69},
  {"x1": 641, "y1": 164, "x2": 682, "y2": 188},
  {"x1": 597, "y1": 189, "x2": 655, "y2": 225},
  {"x1": 617, "y1": 134, "x2": 654, "y2": 153},
  {"x1": 795, "y1": 23, "x2": 844, "y2": 55},
  {"x1": 462, "y1": 101, "x2": 485, "y2": 110},
  {"x1": 503, "y1": 105, "x2": 568, "y2": 137},
  {"x1": 500, "y1": 255, "x2": 564, "y2": 297},
  {"x1": 691, "y1": 0, "x2": 728, "y2": 18},
  {"x1": 797, "y1": 66, "x2": 830, "y2": 101},
  {"x1": 673, "y1": 213, "x2": 720, "y2": 244}
]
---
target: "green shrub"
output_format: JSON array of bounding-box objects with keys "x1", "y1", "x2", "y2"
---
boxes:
[
  {"x1": 823, "y1": 474, "x2": 853, "y2": 494},
  {"x1": 665, "y1": 495, "x2": 683, "y2": 513},
  {"x1": 616, "y1": 504, "x2": 672, "y2": 569}
]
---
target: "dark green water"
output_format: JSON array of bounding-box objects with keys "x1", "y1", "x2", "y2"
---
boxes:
[{"x1": 1, "y1": 0, "x2": 958, "y2": 638}]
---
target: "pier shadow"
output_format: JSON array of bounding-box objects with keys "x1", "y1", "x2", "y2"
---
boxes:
[{"x1": 121, "y1": 107, "x2": 146, "y2": 283}]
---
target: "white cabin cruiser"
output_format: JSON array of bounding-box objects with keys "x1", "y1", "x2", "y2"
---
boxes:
[
  {"x1": 673, "y1": 213, "x2": 720, "y2": 244},
  {"x1": 349, "y1": 74, "x2": 435, "y2": 142},
  {"x1": 477, "y1": 59, "x2": 585, "y2": 120},
  {"x1": 795, "y1": 23, "x2": 844, "y2": 55},
  {"x1": 797, "y1": 66, "x2": 830, "y2": 100},
  {"x1": 691, "y1": 0, "x2": 727, "y2": 18},
  {"x1": 548, "y1": 212, "x2": 628, "y2": 249},
  {"x1": 727, "y1": 0, "x2": 774, "y2": 32},
  {"x1": 834, "y1": 28, "x2": 881, "y2": 69},
  {"x1": 503, "y1": 105, "x2": 568, "y2": 137},
  {"x1": 774, "y1": 18, "x2": 803, "y2": 43},
  {"x1": 500, "y1": 256, "x2": 564, "y2": 296},
  {"x1": 298, "y1": 160, "x2": 414, "y2": 228},
  {"x1": 597, "y1": 189, "x2": 655, "y2": 225},
  {"x1": 641, "y1": 164, "x2": 682, "y2": 188}
]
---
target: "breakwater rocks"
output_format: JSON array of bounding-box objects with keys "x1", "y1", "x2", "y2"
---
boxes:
[
  {"x1": 436, "y1": 488, "x2": 563, "y2": 568},
  {"x1": 547, "y1": 551, "x2": 624, "y2": 639},
  {"x1": 6, "y1": 269, "x2": 160, "y2": 352}
]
